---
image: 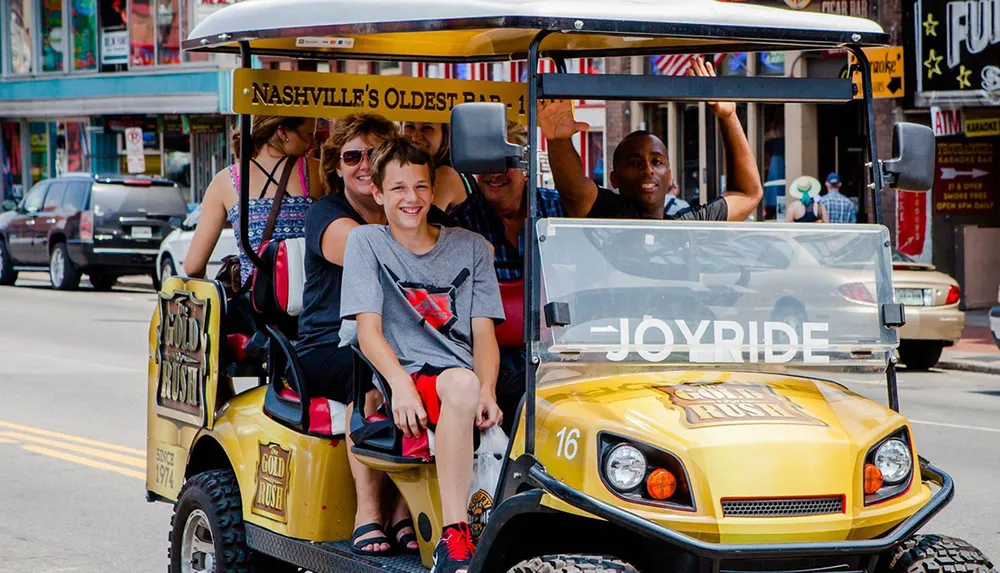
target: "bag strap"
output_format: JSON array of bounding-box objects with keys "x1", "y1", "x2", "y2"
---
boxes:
[{"x1": 261, "y1": 157, "x2": 297, "y2": 245}]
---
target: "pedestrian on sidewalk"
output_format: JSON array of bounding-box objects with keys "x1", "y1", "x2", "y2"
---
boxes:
[
  {"x1": 817, "y1": 172, "x2": 857, "y2": 224},
  {"x1": 785, "y1": 175, "x2": 828, "y2": 224}
]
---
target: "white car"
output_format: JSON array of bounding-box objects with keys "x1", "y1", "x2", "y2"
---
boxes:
[{"x1": 157, "y1": 206, "x2": 238, "y2": 287}]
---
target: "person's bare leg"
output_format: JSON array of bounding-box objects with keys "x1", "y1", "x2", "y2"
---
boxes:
[
  {"x1": 388, "y1": 493, "x2": 419, "y2": 551},
  {"x1": 346, "y1": 396, "x2": 390, "y2": 553},
  {"x1": 434, "y1": 369, "x2": 479, "y2": 524}
]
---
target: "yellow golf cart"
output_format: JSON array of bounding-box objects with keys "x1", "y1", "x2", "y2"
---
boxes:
[{"x1": 145, "y1": 1, "x2": 996, "y2": 573}]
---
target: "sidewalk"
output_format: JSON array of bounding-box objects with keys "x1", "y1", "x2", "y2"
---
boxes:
[{"x1": 936, "y1": 309, "x2": 1000, "y2": 374}]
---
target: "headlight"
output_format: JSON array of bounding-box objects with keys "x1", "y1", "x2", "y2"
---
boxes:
[
  {"x1": 874, "y1": 438, "x2": 912, "y2": 484},
  {"x1": 604, "y1": 444, "x2": 646, "y2": 491}
]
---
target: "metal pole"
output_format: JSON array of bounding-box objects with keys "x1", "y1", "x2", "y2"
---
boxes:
[
  {"x1": 238, "y1": 41, "x2": 265, "y2": 273},
  {"x1": 850, "y1": 46, "x2": 885, "y2": 225},
  {"x1": 523, "y1": 30, "x2": 551, "y2": 457}
]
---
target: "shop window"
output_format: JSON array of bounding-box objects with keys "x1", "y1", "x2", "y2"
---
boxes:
[
  {"x1": 587, "y1": 131, "x2": 605, "y2": 186},
  {"x1": 10, "y1": 0, "x2": 37, "y2": 74},
  {"x1": 29, "y1": 122, "x2": 50, "y2": 184},
  {"x1": 680, "y1": 104, "x2": 701, "y2": 205},
  {"x1": 41, "y1": 0, "x2": 65, "y2": 72},
  {"x1": 719, "y1": 53, "x2": 748, "y2": 76},
  {"x1": 163, "y1": 115, "x2": 191, "y2": 188},
  {"x1": 760, "y1": 104, "x2": 786, "y2": 221},
  {"x1": 130, "y1": 0, "x2": 154, "y2": 66},
  {"x1": 758, "y1": 52, "x2": 786, "y2": 76},
  {"x1": 156, "y1": 0, "x2": 181, "y2": 65},
  {"x1": 72, "y1": 0, "x2": 99, "y2": 70},
  {"x1": 99, "y1": 0, "x2": 128, "y2": 71},
  {"x1": 2, "y1": 124, "x2": 26, "y2": 202}
]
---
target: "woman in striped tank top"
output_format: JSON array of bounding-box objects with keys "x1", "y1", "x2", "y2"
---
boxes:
[{"x1": 183, "y1": 115, "x2": 324, "y2": 284}]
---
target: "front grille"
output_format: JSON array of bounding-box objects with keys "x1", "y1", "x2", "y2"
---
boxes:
[{"x1": 721, "y1": 496, "x2": 844, "y2": 517}]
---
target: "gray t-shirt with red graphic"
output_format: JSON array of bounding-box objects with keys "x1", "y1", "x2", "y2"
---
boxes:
[{"x1": 340, "y1": 224, "x2": 505, "y2": 374}]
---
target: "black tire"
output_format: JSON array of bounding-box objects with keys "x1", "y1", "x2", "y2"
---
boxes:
[
  {"x1": 898, "y1": 341, "x2": 944, "y2": 371},
  {"x1": 49, "y1": 242, "x2": 80, "y2": 291},
  {"x1": 883, "y1": 535, "x2": 997, "y2": 573},
  {"x1": 168, "y1": 470, "x2": 300, "y2": 573},
  {"x1": 88, "y1": 272, "x2": 117, "y2": 291},
  {"x1": 0, "y1": 238, "x2": 17, "y2": 286},
  {"x1": 507, "y1": 555, "x2": 639, "y2": 573}
]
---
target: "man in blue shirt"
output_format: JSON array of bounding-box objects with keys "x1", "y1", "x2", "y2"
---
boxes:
[{"x1": 818, "y1": 172, "x2": 858, "y2": 224}]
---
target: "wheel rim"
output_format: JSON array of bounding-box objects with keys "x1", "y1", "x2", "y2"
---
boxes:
[
  {"x1": 180, "y1": 509, "x2": 216, "y2": 573},
  {"x1": 0, "y1": 243, "x2": 6, "y2": 276},
  {"x1": 161, "y1": 260, "x2": 174, "y2": 284},
  {"x1": 50, "y1": 249, "x2": 65, "y2": 287}
]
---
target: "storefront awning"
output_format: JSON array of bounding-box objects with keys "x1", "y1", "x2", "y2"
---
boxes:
[{"x1": 0, "y1": 70, "x2": 233, "y2": 118}]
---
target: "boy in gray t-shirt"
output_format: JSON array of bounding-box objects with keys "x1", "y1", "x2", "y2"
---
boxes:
[{"x1": 340, "y1": 137, "x2": 503, "y2": 573}]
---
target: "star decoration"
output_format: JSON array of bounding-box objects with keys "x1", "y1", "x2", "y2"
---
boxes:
[
  {"x1": 924, "y1": 49, "x2": 943, "y2": 78},
  {"x1": 923, "y1": 13, "x2": 939, "y2": 36},
  {"x1": 957, "y1": 65, "x2": 972, "y2": 88}
]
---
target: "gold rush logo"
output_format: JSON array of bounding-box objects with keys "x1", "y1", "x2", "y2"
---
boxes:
[
  {"x1": 656, "y1": 383, "x2": 826, "y2": 428},
  {"x1": 252, "y1": 443, "x2": 291, "y2": 522}
]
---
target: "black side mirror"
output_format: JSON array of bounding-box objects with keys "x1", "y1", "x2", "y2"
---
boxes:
[
  {"x1": 450, "y1": 103, "x2": 523, "y2": 174},
  {"x1": 1, "y1": 200, "x2": 15, "y2": 212},
  {"x1": 882, "y1": 122, "x2": 935, "y2": 191}
]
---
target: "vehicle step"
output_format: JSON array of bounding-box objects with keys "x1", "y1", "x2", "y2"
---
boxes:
[
  {"x1": 246, "y1": 523, "x2": 428, "y2": 573},
  {"x1": 13, "y1": 266, "x2": 48, "y2": 272}
]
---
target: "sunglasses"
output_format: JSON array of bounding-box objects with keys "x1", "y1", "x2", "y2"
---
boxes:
[{"x1": 340, "y1": 148, "x2": 374, "y2": 167}]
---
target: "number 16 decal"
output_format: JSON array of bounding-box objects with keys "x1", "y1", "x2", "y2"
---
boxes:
[{"x1": 555, "y1": 426, "x2": 580, "y2": 460}]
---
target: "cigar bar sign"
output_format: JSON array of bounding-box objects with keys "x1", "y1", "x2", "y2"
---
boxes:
[
  {"x1": 232, "y1": 69, "x2": 528, "y2": 123},
  {"x1": 915, "y1": 0, "x2": 1000, "y2": 93}
]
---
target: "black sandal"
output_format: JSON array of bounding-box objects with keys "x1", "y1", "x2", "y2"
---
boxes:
[
  {"x1": 388, "y1": 519, "x2": 420, "y2": 555},
  {"x1": 351, "y1": 523, "x2": 393, "y2": 556}
]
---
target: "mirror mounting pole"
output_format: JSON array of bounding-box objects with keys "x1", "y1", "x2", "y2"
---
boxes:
[
  {"x1": 524, "y1": 29, "x2": 552, "y2": 457},
  {"x1": 849, "y1": 45, "x2": 885, "y2": 226},
  {"x1": 238, "y1": 40, "x2": 266, "y2": 275}
]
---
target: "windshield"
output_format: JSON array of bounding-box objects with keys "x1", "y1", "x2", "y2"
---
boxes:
[{"x1": 536, "y1": 219, "x2": 896, "y2": 368}]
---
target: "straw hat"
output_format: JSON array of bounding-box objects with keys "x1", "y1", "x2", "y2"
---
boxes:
[{"x1": 788, "y1": 175, "x2": 822, "y2": 203}]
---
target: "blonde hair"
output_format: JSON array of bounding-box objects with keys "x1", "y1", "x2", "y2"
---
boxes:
[{"x1": 319, "y1": 114, "x2": 399, "y2": 194}]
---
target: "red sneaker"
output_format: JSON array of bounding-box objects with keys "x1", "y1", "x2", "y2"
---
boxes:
[{"x1": 431, "y1": 522, "x2": 475, "y2": 573}]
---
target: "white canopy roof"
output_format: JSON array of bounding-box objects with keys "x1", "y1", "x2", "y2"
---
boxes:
[{"x1": 185, "y1": 0, "x2": 887, "y2": 60}]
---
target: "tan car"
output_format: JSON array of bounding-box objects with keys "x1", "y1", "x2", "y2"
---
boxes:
[{"x1": 893, "y1": 250, "x2": 964, "y2": 370}]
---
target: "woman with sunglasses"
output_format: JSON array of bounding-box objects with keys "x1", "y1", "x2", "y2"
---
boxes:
[
  {"x1": 296, "y1": 113, "x2": 424, "y2": 556},
  {"x1": 183, "y1": 115, "x2": 322, "y2": 285},
  {"x1": 402, "y1": 121, "x2": 473, "y2": 213}
]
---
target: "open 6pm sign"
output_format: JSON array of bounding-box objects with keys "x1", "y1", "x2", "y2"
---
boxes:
[{"x1": 232, "y1": 69, "x2": 529, "y2": 124}]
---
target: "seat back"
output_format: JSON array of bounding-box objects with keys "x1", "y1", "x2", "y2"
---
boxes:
[
  {"x1": 496, "y1": 279, "x2": 524, "y2": 348},
  {"x1": 251, "y1": 237, "x2": 306, "y2": 320}
]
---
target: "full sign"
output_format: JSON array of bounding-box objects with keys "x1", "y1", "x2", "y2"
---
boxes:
[
  {"x1": 232, "y1": 69, "x2": 528, "y2": 123},
  {"x1": 155, "y1": 290, "x2": 210, "y2": 424},
  {"x1": 849, "y1": 46, "x2": 905, "y2": 99},
  {"x1": 916, "y1": 0, "x2": 1000, "y2": 94}
]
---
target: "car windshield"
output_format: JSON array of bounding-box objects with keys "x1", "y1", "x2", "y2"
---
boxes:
[{"x1": 536, "y1": 219, "x2": 896, "y2": 368}]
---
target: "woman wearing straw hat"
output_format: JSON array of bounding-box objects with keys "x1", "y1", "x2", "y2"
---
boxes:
[{"x1": 784, "y1": 175, "x2": 829, "y2": 223}]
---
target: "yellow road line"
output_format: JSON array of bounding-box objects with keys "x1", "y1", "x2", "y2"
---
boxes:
[
  {"x1": 0, "y1": 431, "x2": 145, "y2": 468},
  {"x1": 0, "y1": 420, "x2": 145, "y2": 456},
  {"x1": 0, "y1": 437, "x2": 16, "y2": 444},
  {"x1": 21, "y1": 445, "x2": 145, "y2": 480}
]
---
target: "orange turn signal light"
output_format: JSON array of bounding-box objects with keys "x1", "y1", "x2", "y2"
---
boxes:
[
  {"x1": 646, "y1": 468, "x2": 677, "y2": 500},
  {"x1": 864, "y1": 463, "x2": 884, "y2": 494}
]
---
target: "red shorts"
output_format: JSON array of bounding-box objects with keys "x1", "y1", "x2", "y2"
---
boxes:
[{"x1": 412, "y1": 365, "x2": 445, "y2": 428}]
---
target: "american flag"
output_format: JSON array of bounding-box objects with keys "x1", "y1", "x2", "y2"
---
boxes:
[{"x1": 651, "y1": 54, "x2": 727, "y2": 76}]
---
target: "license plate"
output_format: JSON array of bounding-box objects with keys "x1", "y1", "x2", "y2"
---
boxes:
[
  {"x1": 896, "y1": 288, "x2": 928, "y2": 306},
  {"x1": 132, "y1": 226, "x2": 153, "y2": 239}
]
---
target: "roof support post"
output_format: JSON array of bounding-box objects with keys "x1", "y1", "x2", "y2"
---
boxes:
[
  {"x1": 238, "y1": 41, "x2": 266, "y2": 275},
  {"x1": 523, "y1": 30, "x2": 551, "y2": 457}
]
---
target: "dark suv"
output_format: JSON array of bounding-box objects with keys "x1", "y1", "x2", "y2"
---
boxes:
[{"x1": 0, "y1": 173, "x2": 188, "y2": 291}]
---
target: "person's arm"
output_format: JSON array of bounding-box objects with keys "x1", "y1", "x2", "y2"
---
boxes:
[
  {"x1": 687, "y1": 58, "x2": 763, "y2": 222},
  {"x1": 431, "y1": 166, "x2": 468, "y2": 212},
  {"x1": 538, "y1": 99, "x2": 596, "y2": 217},
  {"x1": 785, "y1": 201, "x2": 796, "y2": 222},
  {"x1": 183, "y1": 170, "x2": 231, "y2": 277},
  {"x1": 471, "y1": 316, "x2": 501, "y2": 430},
  {"x1": 820, "y1": 202, "x2": 830, "y2": 223},
  {"x1": 319, "y1": 218, "x2": 361, "y2": 266},
  {"x1": 469, "y1": 236, "x2": 504, "y2": 429},
  {"x1": 356, "y1": 312, "x2": 427, "y2": 438}
]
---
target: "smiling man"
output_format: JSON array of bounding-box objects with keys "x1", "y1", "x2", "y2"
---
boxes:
[{"x1": 540, "y1": 57, "x2": 762, "y2": 222}]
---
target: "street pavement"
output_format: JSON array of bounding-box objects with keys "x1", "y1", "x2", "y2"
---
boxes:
[
  {"x1": 0, "y1": 273, "x2": 997, "y2": 572},
  {"x1": 938, "y1": 309, "x2": 1000, "y2": 374}
]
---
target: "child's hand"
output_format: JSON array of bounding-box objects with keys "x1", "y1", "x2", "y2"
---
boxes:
[
  {"x1": 476, "y1": 393, "x2": 503, "y2": 430},
  {"x1": 392, "y1": 384, "x2": 428, "y2": 438}
]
